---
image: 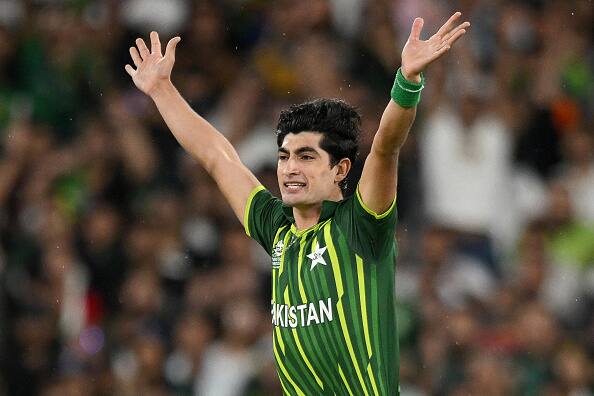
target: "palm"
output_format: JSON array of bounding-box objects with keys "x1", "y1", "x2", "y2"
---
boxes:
[
  {"x1": 401, "y1": 12, "x2": 470, "y2": 80},
  {"x1": 132, "y1": 54, "x2": 173, "y2": 94},
  {"x1": 125, "y1": 32, "x2": 181, "y2": 96}
]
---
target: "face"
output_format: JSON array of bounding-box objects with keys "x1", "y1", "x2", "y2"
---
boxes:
[{"x1": 277, "y1": 132, "x2": 349, "y2": 207}]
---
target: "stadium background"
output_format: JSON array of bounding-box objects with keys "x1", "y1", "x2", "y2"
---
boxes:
[{"x1": 0, "y1": 0, "x2": 593, "y2": 395}]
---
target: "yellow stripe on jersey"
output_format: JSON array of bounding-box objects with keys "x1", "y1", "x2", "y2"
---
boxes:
[
  {"x1": 274, "y1": 346, "x2": 306, "y2": 396},
  {"x1": 279, "y1": 377, "x2": 291, "y2": 396},
  {"x1": 272, "y1": 270, "x2": 279, "y2": 354},
  {"x1": 275, "y1": 327, "x2": 285, "y2": 355},
  {"x1": 278, "y1": 231, "x2": 292, "y2": 276},
  {"x1": 291, "y1": 327, "x2": 325, "y2": 390},
  {"x1": 338, "y1": 363, "x2": 355, "y2": 396},
  {"x1": 243, "y1": 185, "x2": 266, "y2": 237},
  {"x1": 324, "y1": 223, "x2": 369, "y2": 396},
  {"x1": 356, "y1": 254, "x2": 379, "y2": 396},
  {"x1": 367, "y1": 363, "x2": 379, "y2": 396},
  {"x1": 297, "y1": 237, "x2": 308, "y2": 303},
  {"x1": 355, "y1": 184, "x2": 396, "y2": 220},
  {"x1": 273, "y1": 225, "x2": 289, "y2": 246},
  {"x1": 284, "y1": 289, "x2": 325, "y2": 390},
  {"x1": 272, "y1": 226, "x2": 286, "y2": 302},
  {"x1": 275, "y1": 230, "x2": 292, "y2": 355},
  {"x1": 271, "y1": 226, "x2": 288, "y2": 308},
  {"x1": 356, "y1": 255, "x2": 373, "y2": 358}
]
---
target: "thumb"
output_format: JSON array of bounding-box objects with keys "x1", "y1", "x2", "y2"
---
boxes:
[{"x1": 165, "y1": 36, "x2": 181, "y2": 59}]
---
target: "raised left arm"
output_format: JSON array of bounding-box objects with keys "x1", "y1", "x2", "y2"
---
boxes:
[{"x1": 358, "y1": 12, "x2": 470, "y2": 214}]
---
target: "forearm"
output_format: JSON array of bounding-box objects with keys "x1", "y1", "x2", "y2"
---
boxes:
[
  {"x1": 150, "y1": 81, "x2": 240, "y2": 172},
  {"x1": 357, "y1": 11, "x2": 468, "y2": 214},
  {"x1": 372, "y1": 100, "x2": 417, "y2": 156}
]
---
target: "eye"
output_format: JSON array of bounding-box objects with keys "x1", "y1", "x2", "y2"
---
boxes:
[
  {"x1": 301, "y1": 155, "x2": 314, "y2": 161},
  {"x1": 278, "y1": 154, "x2": 288, "y2": 161}
]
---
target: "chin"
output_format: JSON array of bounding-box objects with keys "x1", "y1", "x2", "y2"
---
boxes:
[
  {"x1": 281, "y1": 192, "x2": 309, "y2": 207},
  {"x1": 281, "y1": 194, "x2": 299, "y2": 206}
]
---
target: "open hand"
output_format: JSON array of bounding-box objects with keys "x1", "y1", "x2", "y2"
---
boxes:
[
  {"x1": 401, "y1": 12, "x2": 470, "y2": 81},
  {"x1": 125, "y1": 31, "x2": 181, "y2": 96}
]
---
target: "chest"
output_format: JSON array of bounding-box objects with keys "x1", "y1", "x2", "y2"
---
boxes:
[
  {"x1": 271, "y1": 228, "x2": 328, "y2": 296},
  {"x1": 270, "y1": 221, "x2": 368, "y2": 307},
  {"x1": 270, "y1": 225, "x2": 341, "y2": 330}
]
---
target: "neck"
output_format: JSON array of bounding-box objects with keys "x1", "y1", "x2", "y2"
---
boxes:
[
  {"x1": 292, "y1": 189, "x2": 343, "y2": 231},
  {"x1": 293, "y1": 204, "x2": 322, "y2": 231}
]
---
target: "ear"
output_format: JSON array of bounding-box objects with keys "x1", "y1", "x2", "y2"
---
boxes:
[{"x1": 334, "y1": 158, "x2": 351, "y2": 184}]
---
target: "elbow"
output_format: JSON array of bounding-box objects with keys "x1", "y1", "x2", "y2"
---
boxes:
[
  {"x1": 196, "y1": 141, "x2": 238, "y2": 174},
  {"x1": 206, "y1": 150, "x2": 239, "y2": 177},
  {"x1": 371, "y1": 134, "x2": 403, "y2": 159},
  {"x1": 374, "y1": 148, "x2": 400, "y2": 161},
  {"x1": 203, "y1": 152, "x2": 223, "y2": 175}
]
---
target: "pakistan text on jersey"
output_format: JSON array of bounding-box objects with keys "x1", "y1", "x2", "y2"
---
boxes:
[{"x1": 271, "y1": 298, "x2": 334, "y2": 328}]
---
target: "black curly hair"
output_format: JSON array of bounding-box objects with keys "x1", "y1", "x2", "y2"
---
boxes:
[{"x1": 276, "y1": 98, "x2": 360, "y2": 193}]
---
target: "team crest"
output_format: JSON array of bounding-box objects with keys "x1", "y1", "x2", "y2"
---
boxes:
[{"x1": 307, "y1": 245, "x2": 328, "y2": 270}]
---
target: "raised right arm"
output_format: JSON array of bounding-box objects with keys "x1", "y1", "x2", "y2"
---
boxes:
[{"x1": 125, "y1": 32, "x2": 261, "y2": 225}]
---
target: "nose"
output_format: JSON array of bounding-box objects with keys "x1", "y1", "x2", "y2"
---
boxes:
[{"x1": 283, "y1": 156, "x2": 300, "y2": 175}]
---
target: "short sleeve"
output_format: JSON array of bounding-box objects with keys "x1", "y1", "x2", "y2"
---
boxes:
[
  {"x1": 244, "y1": 186, "x2": 288, "y2": 255},
  {"x1": 333, "y1": 184, "x2": 398, "y2": 259}
]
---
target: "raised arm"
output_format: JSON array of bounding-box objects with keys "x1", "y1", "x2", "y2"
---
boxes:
[
  {"x1": 125, "y1": 32, "x2": 261, "y2": 224},
  {"x1": 358, "y1": 12, "x2": 470, "y2": 214}
]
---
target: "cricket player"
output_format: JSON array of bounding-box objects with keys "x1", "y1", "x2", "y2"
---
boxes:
[{"x1": 126, "y1": 11, "x2": 469, "y2": 395}]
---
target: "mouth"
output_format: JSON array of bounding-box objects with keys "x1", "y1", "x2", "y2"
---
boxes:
[{"x1": 283, "y1": 182, "x2": 306, "y2": 192}]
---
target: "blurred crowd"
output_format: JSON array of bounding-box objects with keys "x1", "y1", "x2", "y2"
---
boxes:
[{"x1": 0, "y1": 0, "x2": 593, "y2": 395}]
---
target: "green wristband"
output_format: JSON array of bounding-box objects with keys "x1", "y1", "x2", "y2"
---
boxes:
[{"x1": 390, "y1": 67, "x2": 425, "y2": 108}]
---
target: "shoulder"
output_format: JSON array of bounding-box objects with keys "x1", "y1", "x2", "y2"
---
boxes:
[
  {"x1": 337, "y1": 186, "x2": 396, "y2": 216},
  {"x1": 244, "y1": 186, "x2": 288, "y2": 249},
  {"x1": 245, "y1": 186, "x2": 283, "y2": 214},
  {"x1": 333, "y1": 187, "x2": 397, "y2": 231},
  {"x1": 331, "y1": 191, "x2": 397, "y2": 259}
]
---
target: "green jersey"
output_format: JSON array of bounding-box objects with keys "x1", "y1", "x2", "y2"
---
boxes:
[{"x1": 244, "y1": 185, "x2": 399, "y2": 395}]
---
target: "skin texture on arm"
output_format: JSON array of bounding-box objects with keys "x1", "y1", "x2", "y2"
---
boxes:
[
  {"x1": 125, "y1": 32, "x2": 261, "y2": 225},
  {"x1": 358, "y1": 12, "x2": 470, "y2": 214}
]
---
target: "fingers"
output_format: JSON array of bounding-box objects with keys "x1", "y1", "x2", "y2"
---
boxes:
[
  {"x1": 443, "y1": 21, "x2": 471, "y2": 43},
  {"x1": 436, "y1": 11, "x2": 461, "y2": 38},
  {"x1": 164, "y1": 36, "x2": 181, "y2": 60},
  {"x1": 409, "y1": 17, "x2": 424, "y2": 41},
  {"x1": 129, "y1": 47, "x2": 142, "y2": 67},
  {"x1": 136, "y1": 38, "x2": 150, "y2": 60},
  {"x1": 130, "y1": 33, "x2": 178, "y2": 72},
  {"x1": 150, "y1": 31, "x2": 162, "y2": 55},
  {"x1": 124, "y1": 64, "x2": 135, "y2": 77},
  {"x1": 446, "y1": 27, "x2": 467, "y2": 47}
]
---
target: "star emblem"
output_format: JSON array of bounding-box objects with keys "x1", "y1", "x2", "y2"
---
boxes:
[{"x1": 307, "y1": 246, "x2": 328, "y2": 270}]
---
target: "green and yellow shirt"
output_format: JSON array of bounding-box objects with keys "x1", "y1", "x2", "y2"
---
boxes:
[{"x1": 244, "y1": 185, "x2": 399, "y2": 396}]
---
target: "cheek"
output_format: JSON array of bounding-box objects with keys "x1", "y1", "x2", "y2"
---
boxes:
[{"x1": 310, "y1": 168, "x2": 334, "y2": 188}]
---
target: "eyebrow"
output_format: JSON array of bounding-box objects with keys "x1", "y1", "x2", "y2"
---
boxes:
[{"x1": 278, "y1": 146, "x2": 319, "y2": 155}]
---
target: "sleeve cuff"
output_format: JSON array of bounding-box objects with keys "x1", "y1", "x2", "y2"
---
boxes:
[
  {"x1": 355, "y1": 185, "x2": 396, "y2": 220},
  {"x1": 244, "y1": 185, "x2": 266, "y2": 237}
]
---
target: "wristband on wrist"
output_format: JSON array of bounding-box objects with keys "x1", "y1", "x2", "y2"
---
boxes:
[{"x1": 390, "y1": 67, "x2": 425, "y2": 108}]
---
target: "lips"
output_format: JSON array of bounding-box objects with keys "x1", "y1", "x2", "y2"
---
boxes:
[{"x1": 284, "y1": 182, "x2": 306, "y2": 192}]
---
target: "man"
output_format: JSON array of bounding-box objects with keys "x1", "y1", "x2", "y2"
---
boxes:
[{"x1": 126, "y1": 11, "x2": 469, "y2": 395}]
